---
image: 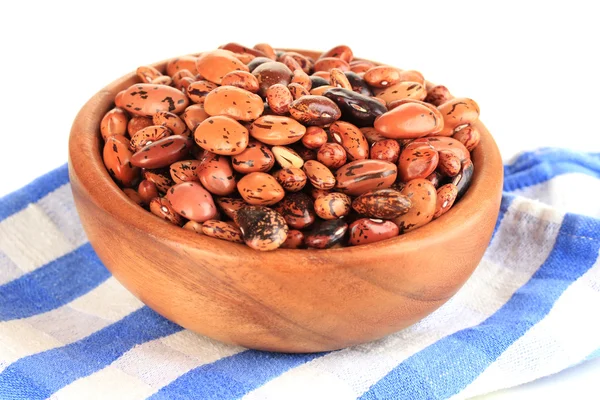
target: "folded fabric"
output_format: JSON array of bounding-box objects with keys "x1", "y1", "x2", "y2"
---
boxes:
[{"x1": 0, "y1": 148, "x2": 599, "y2": 400}]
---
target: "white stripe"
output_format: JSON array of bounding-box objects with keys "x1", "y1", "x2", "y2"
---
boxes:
[
  {"x1": 0, "y1": 251, "x2": 23, "y2": 285},
  {"x1": 54, "y1": 330, "x2": 244, "y2": 398},
  {"x1": 0, "y1": 184, "x2": 84, "y2": 280},
  {"x1": 51, "y1": 367, "x2": 155, "y2": 400},
  {"x1": 513, "y1": 172, "x2": 600, "y2": 218},
  {"x1": 243, "y1": 197, "x2": 565, "y2": 400},
  {"x1": 453, "y1": 255, "x2": 600, "y2": 399},
  {"x1": 0, "y1": 277, "x2": 143, "y2": 372}
]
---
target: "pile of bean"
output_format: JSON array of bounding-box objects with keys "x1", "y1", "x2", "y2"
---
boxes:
[{"x1": 100, "y1": 43, "x2": 481, "y2": 251}]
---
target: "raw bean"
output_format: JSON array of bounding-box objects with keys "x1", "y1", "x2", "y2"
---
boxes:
[
  {"x1": 285, "y1": 52, "x2": 314, "y2": 73},
  {"x1": 131, "y1": 135, "x2": 193, "y2": 169},
  {"x1": 273, "y1": 192, "x2": 315, "y2": 229},
  {"x1": 166, "y1": 55, "x2": 199, "y2": 76},
  {"x1": 361, "y1": 127, "x2": 388, "y2": 144},
  {"x1": 437, "y1": 150, "x2": 461, "y2": 176},
  {"x1": 202, "y1": 220, "x2": 244, "y2": 243},
  {"x1": 127, "y1": 116, "x2": 153, "y2": 136},
  {"x1": 392, "y1": 179, "x2": 437, "y2": 234},
  {"x1": 334, "y1": 159, "x2": 397, "y2": 196},
  {"x1": 375, "y1": 81, "x2": 427, "y2": 105},
  {"x1": 129, "y1": 125, "x2": 172, "y2": 152},
  {"x1": 143, "y1": 169, "x2": 173, "y2": 193},
  {"x1": 352, "y1": 188, "x2": 411, "y2": 219},
  {"x1": 247, "y1": 57, "x2": 273, "y2": 72},
  {"x1": 427, "y1": 136, "x2": 470, "y2": 162},
  {"x1": 434, "y1": 184, "x2": 458, "y2": 219},
  {"x1": 196, "y1": 152, "x2": 236, "y2": 196},
  {"x1": 301, "y1": 126, "x2": 327, "y2": 149},
  {"x1": 294, "y1": 146, "x2": 317, "y2": 161},
  {"x1": 398, "y1": 140, "x2": 439, "y2": 181},
  {"x1": 329, "y1": 121, "x2": 369, "y2": 161},
  {"x1": 153, "y1": 111, "x2": 187, "y2": 136},
  {"x1": 124, "y1": 188, "x2": 144, "y2": 206},
  {"x1": 374, "y1": 100, "x2": 444, "y2": 139},
  {"x1": 291, "y1": 69, "x2": 312, "y2": 90},
  {"x1": 437, "y1": 98, "x2": 480, "y2": 134},
  {"x1": 310, "y1": 187, "x2": 330, "y2": 200},
  {"x1": 317, "y1": 143, "x2": 347, "y2": 169},
  {"x1": 103, "y1": 136, "x2": 140, "y2": 187},
  {"x1": 252, "y1": 61, "x2": 293, "y2": 96},
  {"x1": 250, "y1": 115, "x2": 306, "y2": 145},
  {"x1": 204, "y1": 85, "x2": 264, "y2": 121},
  {"x1": 176, "y1": 76, "x2": 195, "y2": 92},
  {"x1": 221, "y1": 70, "x2": 260, "y2": 93},
  {"x1": 101, "y1": 108, "x2": 129, "y2": 140},
  {"x1": 272, "y1": 146, "x2": 304, "y2": 168},
  {"x1": 426, "y1": 171, "x2": 443, "y2": 189},
  {"x1": 121, "y1": 83, "x2": 189, "y2": 116},
  {"x1": 149, "y1": 197, "x2": 184, "y2": 226},
  {"x1": 288, "y1": 82, "x2": 310, "y2": 100},
  {"x1": 183, "y1": 220, "x2": 204, "y2": 234},
  {"x1": 281, "y1": 230, "x2": 305, "y2": 249},
  {"x1": 364, "y1": 66, "x2": 402, "y2": 88},
  {"x1": 151, "y1": 76, "x2": 172, "y2": 86},
  {"x1": 165, "y1": 182, "x2": 217, "y2": 222},
  {"x1": 266, "y1": 84, "x2": 293, "y2": 114},
  {"x1": 280, "y1": 54, "x2": 303, "y2": 72},
  {"x1": 172, "y1": 70, "x2": 195, "y2": 88},
  {"x1": 137, "y1": 179, "x2": 159, "y2": 205},
  {"x1": 236, "y1": 206, "x2": 289, "y2": 251},
  {"x1": 323, "y1": 87, "x2": 387, "y2": 128},
  {"x1": 195, "y1": 49, "x2": 249, "y2": 85},
  {"x1": 398, "y1": 70, "x2": 425, "y2": 85},
  {"x1": 289, "y1": 95, "x2": 341, "y2": 126},
  {"x1": 182, "y1": 104, "x2": 209, "y2": 131},
  {"x1": 452, "y1": 159, "x2": 474, "y2": 199},
  {"x1": 349, "y1": 218, "x2": 400, "y2": 246},
  {"x1": 349, "y1": 60, "x2": 376, "y2": 74},
  {"x1": 370, "y1": 139, "x2": 400, "y2": 163},
  {"x1": 304, "y1": 219, "x2": 348, "y2": 249},
  {"x1": 314, "y1": 192, "x2": 351, "y2": 220},
  {"x1": 187, "y1": 80, "x2": 219, "y2": 104},
  {"x1": 329, "y1": 68, "x2": 352, "y2": 90},
  {"x1": 170, "y1": 160, "x2": 201, "y2": 183},
  {"x1": 453, "y1": 125, "x2": 481, "y2": 151},
  {"x1": 314, "y1": 57, "x2": 350, "y2": 72},
  {"x1": 320, "y1": 45, "x2": 353, "y2": 63},
  {"x1": 237, "y1": 172, "x2": 285, "y2": 205},
  {"x1": 309, "y1": 85, "x2": 336, "y2": 96},
  {"x1": 231, "y1": 140, "x2": 275, "y2": 173},
  {"x1": 425, "y1": 85, "x2": 453, "y2": 106},
  {"x1": 253, "y1": 43, "x2": 277, "y2": 60},
  {"x1": 272, "y1": 167, "x2": 307, "y2": 192},
  {"x1": 194, "y1": 116, "x2": 249, "y2": 155},
  {"x1": 215, "y1": 197, "x2": 246, "y2": 220},
  {"x1": 343, "y1": 71, "x2": 373, "y2": 96},
  {"x1": 309, "y1": 75, "x2": 330, "y2": 88},
  {"x1": 303, "y1": 160, "x2": 336, "y2": 190},
  {"x1": 136, "y1": 65, "x2": 162, "y2": 83}
]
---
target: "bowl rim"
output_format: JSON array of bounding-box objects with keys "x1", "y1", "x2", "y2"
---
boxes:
[{"x1": 68, "y1": 48, "x2": 503, "y2": 261}]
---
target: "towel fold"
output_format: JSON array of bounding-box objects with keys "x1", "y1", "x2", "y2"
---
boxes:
[{"x1": 1, "y1": 148, "x2": 599, "y2": 400}]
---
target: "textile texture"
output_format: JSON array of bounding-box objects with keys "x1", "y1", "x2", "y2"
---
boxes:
[{"x1": 1, "y1": 148, "x2": 599, "y2": 399}]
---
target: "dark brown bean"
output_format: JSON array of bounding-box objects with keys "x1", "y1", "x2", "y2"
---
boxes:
[
  {"x1": 273, "y1": 192, "x2": 315, "y2": 229},
  {"x1": 304, "y1": 219, "x2": 348, "y2": 249},
  {"x1": 288, "y1": 95, "x2": 341, "y2": 126},
  {"x1": 252, "y1": 61, "x2": 293, "y2": 97},
  {"x1": 280, "y1": 230, "x2": 305, "y2": 249},
  {"x1": 236, "y1": 206, "x2": 289, "y2": 251}
]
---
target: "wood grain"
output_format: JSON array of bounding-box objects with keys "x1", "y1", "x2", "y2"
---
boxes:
[{"x1": 68, "y1": 50, "x2": 503, "y2": 352}]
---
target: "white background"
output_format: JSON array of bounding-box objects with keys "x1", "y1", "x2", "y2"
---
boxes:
[{"x1": 1, "y1": 0, "x2": 599, "y2": 398}]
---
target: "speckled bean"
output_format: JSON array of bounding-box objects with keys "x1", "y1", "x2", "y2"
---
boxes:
[
  {"x1": 392, "y1": 179, "x2": 437, "y2": 234},
  {"x1": 317, "y1": 143, "x2": 347, "y2": 169},
  {"x1": 195, "y1": 49, "x2": 249, "y2": 85},
  {"x1": 202, "y1": 220, "x2": 244, "y2": 243},
  {"x1": 323, "y1": 87, "x2": 387, "y2": 128},
  {"x1": 281, "y1": 230, "x2": 305, "y2": 249},
  {"x1": 434, "y1": 184, "x2": 458, "y2": 219},
  {"x1": 197, "y1": 152, "x2": 236, "y2": 196},
  {"x1": 121, "y1": 83, "x2": 189, "y2": 116},
  {"x1": 231, "y1": 140, "x2": 275, "y2": 173},
  {"x1": 329, "y1": 121, "x2": 369, "y2": 161},
  {"x1": 334, "y1": 159, "x2": 397, "y2": 196},
  {"x1": 301, "y1": 126, "x2": 327, "y2": 149},
  {"x1": 170, "y1": 160, "x2": 201, "y2": 183},
  {"x1": 129, "y1": 125, "x2": 172, "y2": 152},
  {"x1": 250, "y1": 115, "x2": 306, "y2": 145},
  {"x1": 321, "y1": 45, "x2": 353, "y2": 63},
  {"x1": 273, "y1": 192, "x2": 315, "y2": 229},
  {"x1": 131, "y1": 135, "x2": 193, "y2": 169},
  {"x1": 272, "y1": 167, "x2": 307, "y2": 192},
  {"x1": 165, "y1": 182, "x2": 217, "y2": 222},
  {"x1": 143, "y1": 169, "x2": 173, "y2": 193},
  {"x1": 314, "y1": 192, "x2": 351, "y2": 220},
  {"x1": 272, "y1": 146, "x2": 304, "y2": 169},
  {"x1": 303, "y1": 160, "x2": 336, "y2": 190},
  {"x1": 287, "y1": 82, "x2": 310, "y2": 100},
  {"x1": 398, "y1": 140, "x2": 439, "y2": 181},
  {"x1": 101, "y1": 108, "x2": 129, "y2": 140},
  {"x1": 348, "y1": 218, "x2": 399, "y2": 246},
  {"x1": 153, "y1": 111, "x2": 188, "y2": 136},
  {"x1": 127, "y1": 116, "x2": 153, "y2": 136},
  {"x1": 266, "y1": 84, "x2": 293, "y2": 115},
  {"x1": 370, "y1": 139, "x2": 400, "y2": 163},
  {"x1": 103, "y1": 136, "x2": 140, "y2": 187},
  {"x1": 289, "y1": 95, "x2": 341, "y2": 126},
  {"x1": 182, "y1": 104, "x2": 210, "y2": 131},
  {"x1": 237, "y1": 172, "x2": 285, "y2": 205},
  {"x1": 437, "y1": 150, "x2": 461, "y2": 177},
  {"x1": 425, "y1": 85, "x2": 453, "y2": 106},
  {"x1": 236, "y1": 206, "x2": 289, "y2": 251},
  {"x1": 375, "y1": 81, "x2": 427, "y2": 105},
  {"x1": 304, "y1": 219, "x2": 348, "y2": 249},
  {"x1": 352, "y1": 188, "x2": 411, "y2": 219},
  {"x1": 374, "y1": 100, "x2": 444, "y2": 139},
  {"x1": 252, "y1": 61, "x2": 293, "y2": 96},
  {"x1": 221, "y1": 70, "x2": 260, "y2": 93},
  {"x1": 149, "y1": 197, "x2": 184, "y2": 226},
  {"x1": 452, "y1": 125, "x2": 481, "y2": 151},
  {"x1": 204, "y1": 85, "x2": 264, "y2": 121},
  {"x1": 194, "y1": 116, "x2": 249, "y2": 155}
]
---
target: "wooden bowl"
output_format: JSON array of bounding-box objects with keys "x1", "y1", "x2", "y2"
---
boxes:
[{"x1": 68, "y1": 49, "x2": 503, "y2": 353}]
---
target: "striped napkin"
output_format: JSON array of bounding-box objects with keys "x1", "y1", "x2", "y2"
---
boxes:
[{"x1": 1, "y1": 148, "x2": 599, "y2": 400}]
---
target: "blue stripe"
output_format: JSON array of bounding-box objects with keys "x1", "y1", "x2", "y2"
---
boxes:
[
  {"x1": 150, "y1": 350, "x2": 327, "y2": 399},
  {"x1": 586, "y1": 348, "x2": 600, "y2": 361},
  {"x1": 0, "y1": 307, "x2": 181, "y2": 399},
  {"x1": 0, "y1": 243, "x2": 109, "y2": 321},
  {"x1": 0, "y1": 164, "x2": 69, "y2": 221},
  {"x1": 504, "y1": 149, "x2": 600, "y2": 192},
  {"x1": 360, "y1": 212, "x2": 600, "y2": 400}
]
